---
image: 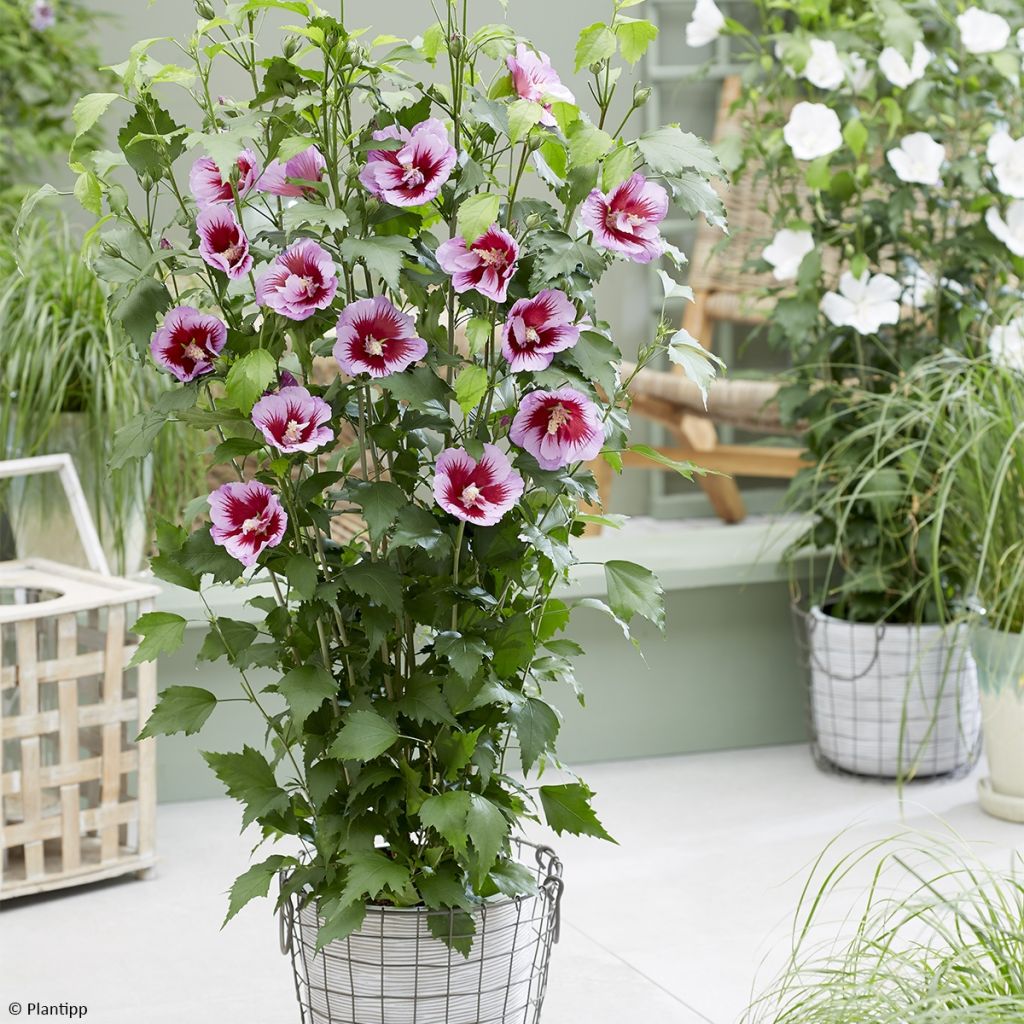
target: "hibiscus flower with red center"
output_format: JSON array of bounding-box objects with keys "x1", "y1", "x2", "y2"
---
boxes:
[
  {"x1": 436, "y1": 225, "x2": 520, "y2": 303},
  {"x1": 256, "y1": 239, "x2": 338, "y2": 321},
  {"x1": 509, "y1": 387, "x2": 604, "y2": 470},
  {"x1": 501, "y1": 289, "x2": 580, "y2": 371},
  {"x1": 506, "y1": 44, "x2": 575, "y2": 127},
  {"x1": 333, "y1": 296, "x2": 428, "y2": 378},
  {"x1": 150, "y1": 306, "x2": 228, "y2": 382},
  {"x1": 209, "y1": 481, "x2": 288, "y2": 567},
  {"x1": 580, "y1": 172, "x2": 669, "y2": 265},
  {"x1": 251, "y1": 386, "x2": 334, "y2": 454},
  {"x1": 197, "y1": 205, "x2": 253, "y2": 280},
  {"x1": 359, "y1": 119, "x2": 457, "y2": 207},
  {"x1": 258, "y1": 145, "x2": 327, "y2": 198},
  {"x1": 189, "y1": 149, "x2": 261, "y2": 208},
  {"x1": 433, "y1": 444, "x2": 525, "y2": 527}
]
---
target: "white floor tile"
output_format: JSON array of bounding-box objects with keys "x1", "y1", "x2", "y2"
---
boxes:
[{"x1": 3, "y1": 744, "x2": 1022, "y2": 1024}]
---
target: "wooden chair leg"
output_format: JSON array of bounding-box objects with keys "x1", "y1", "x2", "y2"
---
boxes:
[
  {"x1": 580, "y1": 456, "x2": 615, "y2": 536},
  {"x1": 677, "y1": 414, "x2": 747, "y2": 524}
]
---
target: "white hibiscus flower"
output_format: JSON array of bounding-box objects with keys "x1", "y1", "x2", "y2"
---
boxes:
[
  {"x1": 957, "y1": 8, "x2": 1010, "y2": 54},
  {"x1": 985, "y1": 201, "x2": 1024, "y2": 256},
  {"x1": 886, "y1": 133, "x2": 946, "y2": 186},
  {"x1": 847, "y1": 52, "x2": 874, "y2": 92},
  {"x1": 878, "y1": 41, "x2": 932, "y2": 88},
  {"x1": 901, "y1": 261, "x2": 966, "y2": 308},
  {"x1": 989, "y1": 317, "x2": 1024, "y2": 371},
  {"x1": 762, "y1": 229, "x2": 815, "y2": 281},
  {"x1": 988, "y1": 131, "x2": 1024, "y2": 198},
  {"x1": 820, "y1": 270, "x2": 902, "y2": 334},
  {"x1": 686, "y1": 0, "x2": 726, "y2": 48},
  {"x1": 803, "y1": 38, "x2": 845, "y2": 90},
  {"x1": 783, "y1": 102, "x2": 843, "y2": 161}
]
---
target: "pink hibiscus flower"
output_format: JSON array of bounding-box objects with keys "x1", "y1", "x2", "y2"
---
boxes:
[
  {"x1": 506, "y1": 44, "x2": 575, "y2": 128},
  {"x1": 208, "y1": 481, "x2": 288, "y2": 567},
  {"x1": 501, "y1": 289, "x2": 580, "y2": 372},
  {"x1": 251, "y1": 386, "x2": 334, "y2": 454},
  {"x1": 436, "y1": 225, "x2": 520, "y2": 303},
  {"x1": 197, "y1": 205, "x2": 253, "y2": 280},
  {"x1": 30, "y1": 0, "x2": 55, "y2": 30},
  {"x1": 433, "y1": 444, "x2": 525, "y2": 527},
  {"x1": 359, "y1": 118, "x2": 458, "y2": 208},
  {"x1": 258, "y1": 145, "x2": 327, "y2": 198},
  {"x1": 188, "y1": 149, "x2": 262, "y2": 208},
  {"x1": 150, "y1": 306, "x2": 227, "y2": 382},
  {"x1": 509, "y1": 388, "x2": 604, "y2": 470},
  {"x1": 333, "y1": 296, "x2": 428, "y2": 378},
  {"x1": 580, "y1": 172, "x2": 669, "y2": 265},
  {"x1": 256, "y1": 239, "x2": 338, "y2": 321}
]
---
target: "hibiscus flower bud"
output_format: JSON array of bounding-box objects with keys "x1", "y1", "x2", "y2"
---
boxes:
[
  {"x1": 283, "y1": 35, "x2": 301, "y2": 59},
  {"x1": 101, "y1": 241, "x2": 121, "y2": 259},
  {"x1": 194, "y1": 0, "x2": 215, "y2": 18},
  {"x1": 449, "y1": 33, "x2": 465, "y2": 59},
  {"x1": 633, "y1": 85, "x2": 652, "y2": 108}
]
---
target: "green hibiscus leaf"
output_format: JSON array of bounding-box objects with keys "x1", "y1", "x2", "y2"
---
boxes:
[
  {"x1": 539, "y1": 782, "x2": 615, "y2": 841},
  {"x1": 203, "y1": 746, "x2": 290, "y2": 827},
  {"x1": 508, "y1": 697, "x2": 561, "y2": 771},
  {"x1": 224, "y1": 855, "x2": 290, "y2": 925},
  {"x1": 129, "y1": 612, "x2": 188, "y2": 666},
  {"x1": 278, "y1": 665, "x2": 337, "y2": 723},
  {"x1": 604, "y1": 560, "x2": 665, "y2": 631},
  {"x1": 330, "y1": 709, "x2": 399, "y2": 761},
  {"x1": 138, "y1": 685, "x2": 217, "y2": 739}
]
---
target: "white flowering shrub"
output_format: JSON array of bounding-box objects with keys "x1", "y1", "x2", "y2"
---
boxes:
[{"x1": 686, "y1": 0, "x2": 1024, "y2": 622}]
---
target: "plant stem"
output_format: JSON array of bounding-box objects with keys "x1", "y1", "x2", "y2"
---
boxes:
[{"x1": 450, "y1": 519, "x2": 467, "y2": 631}]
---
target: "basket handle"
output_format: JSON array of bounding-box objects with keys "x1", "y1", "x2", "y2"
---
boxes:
[
  {"x1": 0, "y1": 454, "x2": 110, "y2": 576},
  {"x1": 804, "y1": 609, "x2": 886, "y2": 683}
]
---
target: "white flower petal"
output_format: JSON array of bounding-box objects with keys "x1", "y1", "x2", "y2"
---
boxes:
[
  {"x1": 803, "y1": 38, "x2": 845, "y2": 90},
  {"x1": 783, "y1": 102, "x2": 843, "y2": 161},
  {"x1": 878, "y1": 41, "x2": 931, "y2": 88},
  {"x1": 762, "y1": 228, "x2": 815, "y2": 281},
  {"x1": 686, "y1": 0, "x2": 726, "y2": 48},
  {"x1": 957, "y1": 8, "x2": 1010, "y2": 54}
]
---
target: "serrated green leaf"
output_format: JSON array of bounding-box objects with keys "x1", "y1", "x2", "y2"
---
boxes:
[
  {"x1": 602, "y1": 144, "x2": 636, "y2": 191},
  {"x1": 391, "y1": 506, "x2": 452, "y2": 557},
  {"x1": 203, "y1": 746, "x2": 289, "y2": 827},
  {"x1": 627, "y1": 444, "x2": 700, "y2": 481},
  {"x1": 73, "y1": 92, "x2": 121, "y2": 146},
  {"x1": 347, "y1": 482, "x2": 407, "y2": 544},
  {"x1": 224, "y1": 855, "x2": 288, "y2": 925},
  {"x1": 419, "y1": 791, "x2": 472, "y2": 855},
  {"x1": 507, "y1": 99, "x2": 545, "y2": 144},
  {"x1": 604, "y1": 559, "x2": 665, "y2": 630},
  {"x1": 130, "y1": 612, "x2": 188, "y2": 665},
  {"x1": 398, "y1": 676, "x2": 457, "y2": 726},
  {"x1": 138, "y1": 686, "x2": 217, "y2": 739},
  {"x1": 315, "y1": 900, "x2": 367, "y2": 949},
  {"x1": 508, "y1": 697, "x2": 560, "y2": 771},
  {"x1": 197, "y1": 618, "x2": 258, "y2": 663},
  {"x1": 225, "y1": 349, "x2": 277, "y2": 415},
  {"x1": 342, "y1": 850, "x2": 410, "y2": 904},
  {"x1": 457, "y1": 193, "x2": 501, "y2": 242},
  {"x1": 566, "y1": 330, "x2": 620, "y2": 395},
  {"x1": 340, "y1": 236, "x2": 412, "y2": 291},
  {"x1": 667, "y1": 327, "x2": 724, "y2": 406},
  {"x1": 539, "y1": 782, "x2": 615, "y2": 841},
  {"x1": 575, "y1": 23, "x2": 617, "y2": 72},
  {"x1": 279, "y1": 666, "x2": 337, "y2": 723},
  {"x1": 637, "y1": 126, "x2": 722, "y2": 177},
  {"x1": 435, "y1": 633, "x2": 492, "y2": 680},
  {"x1": 331, "y1": 710, "x2": 399, "y2": 761},
  {"x1": 466, "y1": 795, "x2": 508, "y2": 884},
  {"x1": 615, "y1": 18, "x2": 658, "y2": 63},
  {"x1": 567, "y1": 119, "x2": 614, "y2": 168},
  {"x1": 283, "y1": 200, "x2": 350, "y2": 235},
  {"x1": 344, "y1": 561, "x2": 404, "y2": 614},
  {"x1": 453, "y1": 365, "x2": 489, "y2": 414}
]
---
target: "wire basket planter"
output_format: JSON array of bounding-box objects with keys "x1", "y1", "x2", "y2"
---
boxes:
[
  {"x1": 793, "y1": 604, "x2": 982, "y2": 780},
  {"x1": 280, "y1": 841, "x2": 564, "y2": 1024}
]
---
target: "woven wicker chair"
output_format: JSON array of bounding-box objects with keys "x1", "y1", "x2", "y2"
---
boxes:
[{"x1": 599, "y1": 75, "x2": 807, "y2": 526}]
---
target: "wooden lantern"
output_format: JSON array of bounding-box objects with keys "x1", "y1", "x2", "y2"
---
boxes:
[{"x1": 0, "y1": 455, "x2": 160, "y2": 899}]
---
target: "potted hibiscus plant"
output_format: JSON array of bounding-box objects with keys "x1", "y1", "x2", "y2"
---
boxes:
[
  {"x1": 42, "y1": 0, "x2": 724, "y2": 1018},
  {"x1": 691, "y1": 0, "x2": 1024, "y2": 780}
]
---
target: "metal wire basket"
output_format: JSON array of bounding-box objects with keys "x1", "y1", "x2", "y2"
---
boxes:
[
  {"x1": 279, "y1": 841, "x2": 564, "y2": 1024},
  {"x1": 793, "y1": 604, "x2": 982, "y2": 780}
]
